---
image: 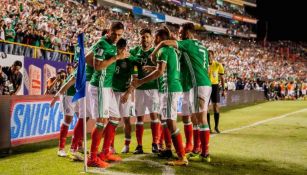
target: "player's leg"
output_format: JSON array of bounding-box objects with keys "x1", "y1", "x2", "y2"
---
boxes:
[
  {"x1": 147, "y1": 89, "x2": 161, "y2": 153},
  {"x1": 87, "y1": 85, "x2": 109, "y2": 168},
  {"x1": 158, "y1": 93, "x2": 173, "y2": 158},
  {"x1": 98, "y1": 89, "x2": 122, "y2": 162},
  {"x1": 181, "y1": 91, "x2": 193, "y2": 153},
  {"x1": 164, "y1": 92, "x2": 188, "y2": 166},
  {"x1": 211, "y1": 84, "x2": 221, "y2": 133},
  {"x1": 58, "y1": 95, "x2": 74, "y2": 157},
  {"x1": 134, "y1": 90, "x2": 146, "y2": 154},
  {"x1": 189, "y1": 86, "x2": 212, "y2": 162}
]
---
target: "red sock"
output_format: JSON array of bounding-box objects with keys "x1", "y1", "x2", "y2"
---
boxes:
[
  {"x1": 193, "y1": 125, "x2": 201, "y2": 152},
  {"x1": 162, "y1": 123, "x2": 172, "y2": 149},
  {"x1": 102, "y1": 121, "x2": 118, "y2": 155},
  {"x1": 151, "y1": 120, "x2": 160, "y2": 144},
  {"x1": 90, "y1": 124, "x2": 104, "y2": 159},
  {"x1": 135, "y1": 122, "x2": 144, "y2": 146},
  {"x1": 59, "y1": 123, "x2": 69, "y2": 150},
  {"x1": 124, "y1": 138, "x2": 131, "y2": 146},
  {"x1": 70, "y1": 118, "x2": 84, "y2": 151},
  {"x1": 199, "y1": 124, "x2": 210, "y2": 156},
  {"x1": 159, "y1": 124, "x2": 164, "y2": 149},
  {"x1": 184, "y1": 122, "x2": 193, "y2": 149},
  {"x1": 171, "y1": 130, "x2": 185, "y2": 158}
]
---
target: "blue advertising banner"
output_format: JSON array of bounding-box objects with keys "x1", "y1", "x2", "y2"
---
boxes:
[
  {"x1": 10, "y1": 97, "x2": 77, "y2": 146},
  {"x1": 132, "y1": 6, "x2": 166, "y2": 21},
  {"x1": 23, "y1": 57, "x2": 67, "y2": 95}
]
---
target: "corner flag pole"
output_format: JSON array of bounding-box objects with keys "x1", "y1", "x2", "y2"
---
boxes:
[{"x1": 83, "y1": 97, "x2": 88, "y2": 172}]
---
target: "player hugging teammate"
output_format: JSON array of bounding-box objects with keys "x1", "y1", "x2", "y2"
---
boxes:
[{"x1": 52, "y1": 22, "x2": 215, "y2": 168}]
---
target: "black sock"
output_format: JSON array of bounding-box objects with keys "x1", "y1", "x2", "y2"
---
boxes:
[
  {"x1": 207, "y1": 113, "x2": 211, "y2": 130},
  {"x1": 214, "y1": 113, "x2": 220, "y2": 129}
]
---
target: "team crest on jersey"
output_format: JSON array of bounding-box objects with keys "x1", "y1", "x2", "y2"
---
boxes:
[{"x1": 96, "y1": 48, "x2": 104, "y2": 56}]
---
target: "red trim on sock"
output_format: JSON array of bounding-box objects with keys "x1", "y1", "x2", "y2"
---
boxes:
[
  {"x1": 102, "y1": 122, "x2": 117, "y2": 155},
  {"x1": 184, "y1": 124, "x2": 193, "y2": 148},
  {"x1": 90, "y1": 126, "x2": 104, "y2": 159},
  {"x1": 136, "y1": 124, "x2": 144, "y2": 146},
  {"x1": 151, "y1": 122, "x2": 159, "y2": 144},
  {"x1": 59, "y1": 124, "x2": 69, "y2": 149},
  {"x1": 71, "y1": 118, "x2": 84, "y2": 151},
  {"x1": 199, "y1": 130, "x2": 210, "y2": 155}
]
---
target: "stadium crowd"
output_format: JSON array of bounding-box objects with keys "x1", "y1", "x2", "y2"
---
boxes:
[{"x1": 0, "y1": 0, "x2": 306, "y2": 98}]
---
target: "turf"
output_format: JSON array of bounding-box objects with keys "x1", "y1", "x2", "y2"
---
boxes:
[{"x1": 0, "y1": 101, "x2": 306, "y2": 175}]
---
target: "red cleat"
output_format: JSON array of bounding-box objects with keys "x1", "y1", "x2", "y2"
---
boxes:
[
  {"x1": 87, "y1": 157, "x2": 109, "y2": 168},
  {"x1": 98, "y1": 152, "x2": 122, "y2": 162}
]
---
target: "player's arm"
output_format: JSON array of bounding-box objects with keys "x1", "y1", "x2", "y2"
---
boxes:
[
  {"x1": 94, "y1": 51, "x2": 130, "y2": 71},
  {"x1": 50, "y1": 76, "x2": 76, "y2": 107},
  {"x1": 132, "y1": 61, "x2": 166, "y2": 89},
  {"x1": 218, "y1": 63, "x2": 226, "y2": 96},
  {"x1": 150, "y1": 40, "x2": 178, "y2": 63}
]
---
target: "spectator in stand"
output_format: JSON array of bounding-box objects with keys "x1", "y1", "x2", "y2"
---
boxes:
[
  {"x1": 0, "y1": 65, "x2": 9, "y2": 95},
  {"x1": 1, "y1": 61, "x2": 23, "y2": 95},
  {"x1": 4, "y1": 21, "x2": 15, "y2": 54},
  {"x1": 45, "y1": 69, "x2": 66, "y2": 95}
]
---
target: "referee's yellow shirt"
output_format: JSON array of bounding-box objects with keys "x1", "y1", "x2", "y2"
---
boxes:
[{"x1": 209, "y1": 61, "x2": 224, "y2": 85}]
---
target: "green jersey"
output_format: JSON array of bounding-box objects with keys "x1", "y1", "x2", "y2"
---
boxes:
[
  {"x1": 5, "y1": 28, "x2": 15, "y2": 42},
  {"x1": 65, "y1": 73, "x2": 76, "y2": 96},
  {"x1": 129, "y1": 46, "x2": 158, "y2": 90},
  {"x1": 90, "y1": 36, "x2": 117, "y2": 87},
  {"x1": 112, "y1": 58, "x2": 135, "y2": 92},
  {"x1": 156, "y1": 46, "x2": 182, "y2": 93},
  {"x1": 180, "y1": 52, "x2": 193, "y2": 92},
  {"x1": 176, "y1": 39, "x2": 211, "y2": 86}
]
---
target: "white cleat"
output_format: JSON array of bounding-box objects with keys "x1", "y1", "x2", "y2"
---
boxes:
[
  {"x1": 121, "y1": 145, "x2": 130, "y2": 154},
  {"x1": 57, "y1": 149, "x2": 67, "y2": 157}
]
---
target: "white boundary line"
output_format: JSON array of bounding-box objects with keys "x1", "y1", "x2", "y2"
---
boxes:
[{"x1": 213, "y1": 108, "x2": 307, "y2": 137}]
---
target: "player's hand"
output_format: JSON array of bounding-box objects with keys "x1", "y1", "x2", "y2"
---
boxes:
[
  {"x1": 149, "y1": 53, "x2": 156, "y2": 62},
  {"x1": 120, "y1": 92, "x2": 130, "y2": 104},
  {"x1": 131, "y1": 78, "x2": 142, "y2": 88},
  {"x1": 116, "y1": 50, "x2": 130, "y2": 60},
  {"x1": 50, "y1": 96, "x2": 59, "y2": 107},
  {"x1": 143, "y1": 66, "x2": 156, "y2": 74}
]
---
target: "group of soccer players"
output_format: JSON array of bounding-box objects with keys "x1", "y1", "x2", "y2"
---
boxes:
[{"x1": 51, "y1": 21, "x2": 225, "y2": 168}]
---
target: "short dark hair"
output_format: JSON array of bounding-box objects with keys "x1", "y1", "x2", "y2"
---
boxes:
[
  {"x1": 155, "y1": 28, "x2": 170, "y2": 41},
  {"x1": 116, "y1": 38, "x2": 127, "y2": 50},
  {"x1": 102, "y1": 29, "x2": 109, "y2": 36},
  {"x1": 66, "y1": 63, "x2": 73, "y2": 67},
  {"x1": 110, "y1": 21, "x2": 124, "y2": 31},
  {"x1": 181, "y1": 23, "x2": 195, "y2": 33},
  {"x1": 140, "y1": 28, "x2": 152, "y2": 35},
  {"x1": 13, "y1": 61, "x2": 22, "y2": 67}
]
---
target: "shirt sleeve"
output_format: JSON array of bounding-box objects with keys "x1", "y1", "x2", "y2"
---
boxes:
[
  {"x1": 157, "y1": 48, "x2": 168, "y2": 63},
  {"x1": 92, "y1": 41, "x2": 106, "y2": 61},
  {"x1": 218, "y1": 63, "x2": 225, "y2": 75}
]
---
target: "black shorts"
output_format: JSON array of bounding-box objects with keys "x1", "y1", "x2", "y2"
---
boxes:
[{"x1": 210, "y1": 84, "x2": 220, "y2": 103}]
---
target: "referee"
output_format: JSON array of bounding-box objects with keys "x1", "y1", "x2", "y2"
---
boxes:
[{"x1": 207, "y1": 50, "x2": 225, "y2": 133}]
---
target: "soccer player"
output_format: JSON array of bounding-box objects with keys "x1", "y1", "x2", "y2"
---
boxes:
[
  {"x1": 151, "y1": 23, "x2": 212, "y2": 162},
  {"x1": 128, "y1": 28, "x2": 161, "y2": 154},
  {"x1": 129, "y1": 28, "x2": 188, "y2": 166},
  {"x1": 52, "y1": 63, "x2": 79, "y2": 157},
  {"x1": 111, "y1": 38, "x2": 135, "y2": 154},
  {"x1": 207, "y1": 50, "x2": 225, "y2": 133},
  {"x1": 86, "y1": 22, "x2": 129, "y2": 168}
]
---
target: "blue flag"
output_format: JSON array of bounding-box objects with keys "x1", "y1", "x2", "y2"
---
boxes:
[{"x1": 72, "y1": 33, "x2": 86, "y2": 102}]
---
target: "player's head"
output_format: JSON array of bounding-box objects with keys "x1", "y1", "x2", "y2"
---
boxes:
[
  {"x1": 154, "y1": 28, "x2": 170, "y2": 46},
  {"x1": 116, "y1": 38, "x2": 127, "y2": 53},
  {"x1": 108, "y1": 21, "x2": 124, "y2": 44},
  {"x1": 179, "y1": 23, "x2": 195, "y2": 40},
  {"x1": 208, "y1": 49, "x2": 215, "y2": 64},
  {"x1": 140, "y1": 28, "x2": 153, "y2": 49},
  {"x1": 66, "y1": 63, "x2": 74, "y2": 75}
]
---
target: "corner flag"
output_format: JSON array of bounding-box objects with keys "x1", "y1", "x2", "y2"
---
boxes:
[{"x1": 72, "y1": 33, "x2": 86, "y2": 102}]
